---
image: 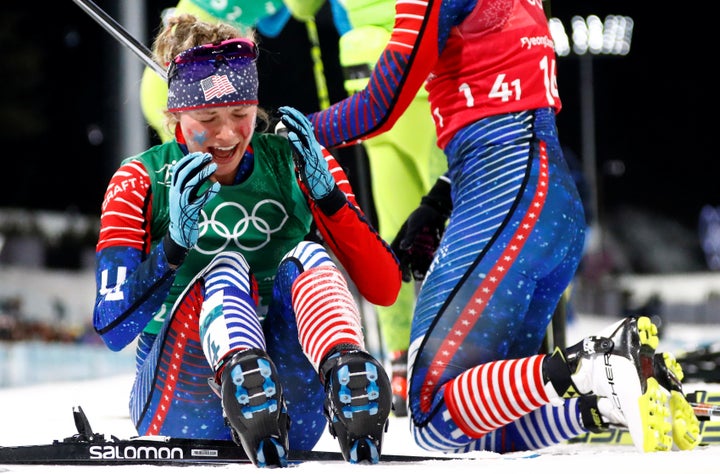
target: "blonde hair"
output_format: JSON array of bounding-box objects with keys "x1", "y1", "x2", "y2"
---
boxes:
[
  {"x1": 152, "y1": 14, "x2": 254, "y2": 66},
  {"x1": 152, "y1": 14, "x2": 268, "y2": 132}
]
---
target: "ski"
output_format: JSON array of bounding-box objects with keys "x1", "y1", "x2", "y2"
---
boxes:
[
  {"x1": 5, "y1": 391, "x2": 719, "y2": 464},
  {"x1": 0, "y1": 406, "x2": 459, "y2": 466},
  {"x1": 0, "y1": 436, "x2": 456, "y2": 465},
  {"x1": 687, "y1": 389, "x2": 720, "y2": 419},
  {"x1": 567, "y1": 390, "x2": 720, "y2": 446},
  {"x1": 567, "y1": 420, "x2": 720, "y2": 446}
]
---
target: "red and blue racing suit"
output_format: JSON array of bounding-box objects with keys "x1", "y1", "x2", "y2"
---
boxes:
[{"x1": 309, "y1": 0, "x2": 587, "y2": 453}]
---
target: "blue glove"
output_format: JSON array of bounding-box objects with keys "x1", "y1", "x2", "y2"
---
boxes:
[
  {"x1": 168, "y1": 152, "x2": 220, "y2": 250},
  {"x1": 278, "y1": 106, "x2": 335, "y2": 200}
]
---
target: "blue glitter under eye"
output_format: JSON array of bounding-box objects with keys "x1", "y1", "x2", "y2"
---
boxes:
[{"x1": 192, "y1": 130, "x2": 209, "y2": 146}]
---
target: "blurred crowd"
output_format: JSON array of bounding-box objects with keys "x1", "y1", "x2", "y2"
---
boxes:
[{"x1": 0, "y1": 296, "x2": 101, "y2": 344}]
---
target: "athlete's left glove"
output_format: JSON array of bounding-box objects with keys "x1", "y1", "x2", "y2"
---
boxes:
[
  {"x1": 278, "y1": 106, "x2": 345, "y2": 215},
  {"x1": 164, "y1": 152, "x2": 221, "y2": 267}
]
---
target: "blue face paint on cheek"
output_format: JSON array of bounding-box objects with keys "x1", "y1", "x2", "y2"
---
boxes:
[{"x1": 191, "y1": 129, "x2": 209, "y2": 146}]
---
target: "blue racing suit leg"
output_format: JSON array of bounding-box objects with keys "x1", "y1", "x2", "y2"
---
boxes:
[{"x1": 407, "y1": 108, "x2": 586, "y2": 452}]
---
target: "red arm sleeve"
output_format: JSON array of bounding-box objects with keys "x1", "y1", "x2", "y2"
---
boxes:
[
  {"x1": 96, "y1": 160, "x2": 153, "y2": 253},
  {"x1": 305, "y1": 151, "x2": 402, "y2": 306}
]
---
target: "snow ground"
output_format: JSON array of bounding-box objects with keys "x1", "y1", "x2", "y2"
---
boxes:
[{"x1": 1, "y1": 313, "x2": 719, "y2": 473}]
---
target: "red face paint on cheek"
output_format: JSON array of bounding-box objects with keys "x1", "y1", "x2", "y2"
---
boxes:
[{"x1": 238, "y1": 122, "x2": 254, "y2": 138}]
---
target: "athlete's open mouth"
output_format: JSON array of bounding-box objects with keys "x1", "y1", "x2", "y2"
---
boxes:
[{"x1": 210, "y1": 145, "x2": 237, "y2": 161}]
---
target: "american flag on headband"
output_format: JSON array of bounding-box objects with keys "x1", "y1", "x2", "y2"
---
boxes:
[{"x1": 201, "y1": 75, "x2": 237, "y2": 101}]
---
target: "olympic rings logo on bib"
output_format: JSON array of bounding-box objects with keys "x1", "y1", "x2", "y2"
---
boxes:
[{"x1": 195, "y1": 199, "x2": 288, "y2": 254}]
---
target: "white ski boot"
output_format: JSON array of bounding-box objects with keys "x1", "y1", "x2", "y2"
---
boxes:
[{"x1": 545, "y1": 316, "x2": 673, "y2": 452}]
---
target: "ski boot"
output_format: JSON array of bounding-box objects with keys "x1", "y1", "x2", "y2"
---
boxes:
[
  {"x1": 545, "y1": 315, "x2": 672, "y2": 452},
  {"x1": 389, "y1": 350, "x2": 408, "y2": 417},
  {"x1": 576, "y1": 394, "x2": 611, "y2": 433},
  {"x1": 220, "y1": 349, "x2": 289, "y2": 467},
  {"x1": 653, "y1": 352, "x2": 701, "y2": 450},
  {"x1": 320, "y1": 347, "x2": 392, "y2": 463}
]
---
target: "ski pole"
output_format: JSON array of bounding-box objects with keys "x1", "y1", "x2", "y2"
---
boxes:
[
  {"x1": 71, "y1": 0, "x2": 167, "y2": 81},
  {"x1": 304, "y1": 18, "x2": 329, "y2": 110},
  {"x1": 691, "y1": 402, "x2": 720, "y2": 420}
]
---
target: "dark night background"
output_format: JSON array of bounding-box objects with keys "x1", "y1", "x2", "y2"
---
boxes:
[{"x1": 0, "y1": 1, "x2": 715, "y2": 272}]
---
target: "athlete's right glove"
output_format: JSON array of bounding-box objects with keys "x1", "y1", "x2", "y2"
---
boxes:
[
  {"x1": 391, "y1": 176, "x2": 452, "y2": 282},
  {"x1": 164, "y1": 152, "x2": 220, "y2": 267},
  {"x1": 278, "y1": 105, "x2": 346, "y2": 215}
]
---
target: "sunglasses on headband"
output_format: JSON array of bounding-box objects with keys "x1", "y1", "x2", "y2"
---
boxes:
[{"x1": 167, "y1": 38, "x2": 259, "y2": 82}]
